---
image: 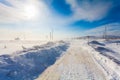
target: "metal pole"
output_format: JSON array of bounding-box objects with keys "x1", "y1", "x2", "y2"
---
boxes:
[
  {"x1": 52, "y1": 28, "x2": 53, "y2": 40},
  {"x1": 105, "y1": 26, "x2": 107, "y2": 40}
]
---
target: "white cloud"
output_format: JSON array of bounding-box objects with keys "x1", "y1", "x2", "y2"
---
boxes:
[
  {"x1": 0, "y1": 0, "x2": 74, "y2": 40},
  {"x1": 66, "y1": 0, "x2": 112, "y2": 22},
  {"x1": 0, "y1": 0, "x2": 51, "y2": 23},
  {"x1": 0, "y1": 0, "x2": 70, "y2": 27}
]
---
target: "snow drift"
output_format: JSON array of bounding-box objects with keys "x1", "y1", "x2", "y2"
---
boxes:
[
  {"x1": 88, "y1": 40, "x2": 120, "y2": 80},
  {"x1": 0, "y1": 41, "x2": 69, "y2": 80}
]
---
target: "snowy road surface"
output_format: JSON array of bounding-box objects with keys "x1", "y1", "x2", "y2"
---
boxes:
[{"x1": 36, "y1": 41, "x2": 107, "y2": 80}]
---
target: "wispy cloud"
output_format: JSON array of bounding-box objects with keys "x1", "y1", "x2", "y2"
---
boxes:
[
  {"x1": 0, "y1": 0, "x2": 70, "y2": 27},
  {"x1": 66, "y1": 0, "x2": 113, "y2": 22},
  {"x1": 0, "y1": 0, "x2": 50, "y2": 23},
  {"x1": 0, "y1": 0, "x2": 74, "y2": 40},
  {"x1": 0, "y1": 0, "x2": 119, "y2": 40}
]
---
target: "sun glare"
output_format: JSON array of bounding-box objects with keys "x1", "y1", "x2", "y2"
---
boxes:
[{"x1": 24, "y1": 4, "x2": 38, "y2": 20}]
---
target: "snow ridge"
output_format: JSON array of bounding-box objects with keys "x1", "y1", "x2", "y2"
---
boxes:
[{"x1": 0, "y1": 41, "x2": 69, "y2": 80}]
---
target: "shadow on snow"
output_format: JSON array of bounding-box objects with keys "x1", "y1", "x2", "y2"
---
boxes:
[{"x1": 0, "y1": 41, "x2": 69, "y2": 80}]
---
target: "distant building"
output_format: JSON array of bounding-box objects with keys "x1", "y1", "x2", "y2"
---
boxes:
[{"x1": 14, "y1": 37, "x2": 20, "y2": 41}]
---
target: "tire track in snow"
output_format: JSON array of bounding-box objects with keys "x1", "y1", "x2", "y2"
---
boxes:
[{"x1": 36, "y1": 41, "x2": 107, "y2": 80}]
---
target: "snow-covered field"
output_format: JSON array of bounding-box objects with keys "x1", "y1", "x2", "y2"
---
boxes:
[
  {"x1": 0, "y1": 40, "x2": 47, "y2": 55},
  {"x1": 0, "y1": 40, "x2": 69, "y2": 80},
  {"x1": 0, "y1": 39, "x2": 120, "y2": 80},
  {"x1": 88, "y1": 39, "x2": 120, "y2": 80},
  {"x1": 76, "y1": 39, "x2": 120, "y2": 80}
]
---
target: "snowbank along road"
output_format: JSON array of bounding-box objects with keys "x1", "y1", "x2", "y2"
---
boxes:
[{"x1": 0, "y1": 41, "x2": 69, "y2": 80}]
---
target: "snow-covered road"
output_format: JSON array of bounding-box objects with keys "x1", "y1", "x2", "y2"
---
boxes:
[{"x1": 36, "y1": 41, "x2": 107, "y2": 80}]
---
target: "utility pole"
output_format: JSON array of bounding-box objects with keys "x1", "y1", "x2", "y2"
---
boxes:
[
  {"x1": 50, "y1": 32, "x2": 52, "y2": 41},
  {"x1": 104, "y1": 26, "x2": 107, "y2": 40},
  {"x1": 51, "y1": 28, "x2": 54, "y2": 40},
  {"x1": 87, "y1": 36, "x2": 90, "y2": 45},
  {"x1": 49, "y1": 28, "x2": 54, "y2": 41}
]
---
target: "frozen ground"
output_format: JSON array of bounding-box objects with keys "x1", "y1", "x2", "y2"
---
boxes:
[
  {"x1": 0, "y1": 41, "x2": 69, "y2": 80},
  {"x1": 88, "y1": 39, "x2": 120, "y2": 80},
  {"x1": 36, "y1": 39, "x2": 120, "y2": 80},
  {"x1": 89, "y1": 40, "x2": 120, "y2": 64},
  {"x1": 36, "y1": 40, "x2": 107, "y2": 80},
  {"x1": 0, "y1": 39, "x2": 120, "y2": 80}
]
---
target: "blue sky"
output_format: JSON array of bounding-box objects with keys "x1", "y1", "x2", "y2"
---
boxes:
[
  {"x1": 0, "y1": 0, "x2": 120, "y2": 40},
  {"x1": 45, "y1": 0, "x2": 120, "y2": 29}
]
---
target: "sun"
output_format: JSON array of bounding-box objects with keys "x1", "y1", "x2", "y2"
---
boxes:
[{"x1": 23, "y1": 4, "x2": 38, "y2": 20}]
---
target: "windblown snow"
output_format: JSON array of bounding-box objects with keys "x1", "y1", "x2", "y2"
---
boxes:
[
  {"x1": 0, "y1": 39, "x2": 120, "y2": 80},
  {"x1": 36, "y1": 40, "x2": 107, "y2": 80},
  {"x1": 0, "y1": 40, "x2": 47, "y2": 55},
  {"x1": 0, "y1": 41, "x2": 69, "y2": 80}
]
